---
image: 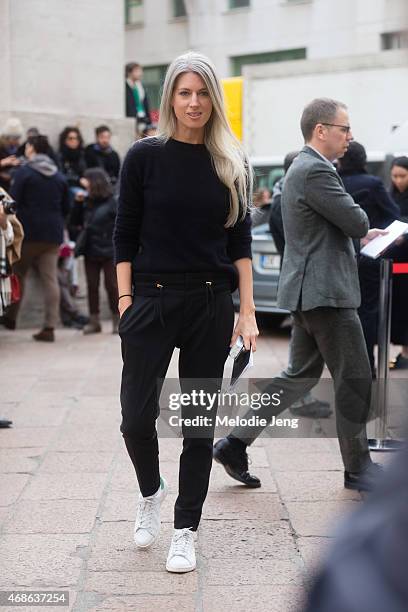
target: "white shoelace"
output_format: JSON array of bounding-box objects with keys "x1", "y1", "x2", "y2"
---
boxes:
[
  {"x1": 171, "y1": 529, "x2": 194, "y2": 558},
  {"x1": 136, "y1": 498, "x2": 157, "y2": 533}
]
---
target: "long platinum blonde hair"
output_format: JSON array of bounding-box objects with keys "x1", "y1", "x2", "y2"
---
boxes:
[{"x1": 158, "y1": 51, "x2": 252, "y2": 227}]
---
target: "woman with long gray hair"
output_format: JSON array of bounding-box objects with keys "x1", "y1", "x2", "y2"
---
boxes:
[{"x1": 113, "y1": 51, "x2": 258, "y2": 572}]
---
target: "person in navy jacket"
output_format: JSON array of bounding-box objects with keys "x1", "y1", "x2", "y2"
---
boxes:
[{"x1": 8, "y1": 134, "x2": 70, "y2": 342}]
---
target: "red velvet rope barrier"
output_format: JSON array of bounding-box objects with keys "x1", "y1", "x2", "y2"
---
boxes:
[{"x1": 393, "y1": 263, "x2": 408, "y2": 274}]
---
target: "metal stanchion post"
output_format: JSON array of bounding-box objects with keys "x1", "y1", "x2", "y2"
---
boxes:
[{"x1": 369, "y1": 258, "x2": 403, "y2": 451}]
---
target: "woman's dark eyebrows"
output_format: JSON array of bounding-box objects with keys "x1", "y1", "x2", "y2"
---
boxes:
[{"x1": 177, "y1": 87, "x2": 209, "y2": 92}]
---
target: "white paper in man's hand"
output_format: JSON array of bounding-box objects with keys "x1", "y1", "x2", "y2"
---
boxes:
[{"x1": 360, "y1": 220, "x2": 408, "y2": 259}]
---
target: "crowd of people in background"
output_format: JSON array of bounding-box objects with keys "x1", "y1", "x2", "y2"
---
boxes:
[
  {"x1": 0, "y1": 117, "x2": 124, "y2": 343},
  {"x1": 0, "y1": 58, "x2": 159, "y2": 353}
]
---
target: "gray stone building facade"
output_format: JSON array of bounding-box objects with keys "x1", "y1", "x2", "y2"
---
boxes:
[{"x1": 1, "y1": 0, "x2": 134, "y2": 156}]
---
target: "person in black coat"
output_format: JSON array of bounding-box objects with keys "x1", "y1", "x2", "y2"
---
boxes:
[
  {"x1": 70, "y1": 168, "x2": 118, "y2": 334},
  {"x1": 57, "y1": 126, "x2": 87, "y2": 194},
  {"x1": 268, "y1": 151, "x2": 299, "y2": 255},
  {"x1": 338, "y1": 141, "x2": 400, "y2": 376},
  {"x1": 84, "y1": 125, "x2": 120, "y2": 185},
  {"x1": 388, "y1": 156, "x2": 408, "y2": 369}
]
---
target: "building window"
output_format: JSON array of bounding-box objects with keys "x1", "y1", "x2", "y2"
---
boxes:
[
  {"x1": 229, "y1": 0, "x2": 250, "y2": 9},
  {"x1": 173, "y1": 0, "x2": 187, "y2": 18},
  {"x1": 143, "y1": 64, "x2": 169, "y2": 117},
  {"x1": 381, "y1": 31, "x2": 408, "y2": 50},
  {"x1": 125, "y1": 0, "x2": 143, "y2": 25},
  {"x1": 231, "y1": 48, "x2": 306, "y2": 76}
]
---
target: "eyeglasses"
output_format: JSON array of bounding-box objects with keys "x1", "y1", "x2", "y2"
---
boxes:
[
  {"x1": 66, "y1": 135, "x2": 79, "y2": 141},
  {"x1": 321, "y1": 123, "x2": 351, "y2": 134}
]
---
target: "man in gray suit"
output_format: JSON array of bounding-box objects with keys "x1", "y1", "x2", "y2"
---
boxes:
[{"x1": 214, "y1": 98, "x2": 385, "y2": 492}]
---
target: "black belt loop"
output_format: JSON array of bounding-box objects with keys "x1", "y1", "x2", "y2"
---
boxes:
[
  {"x1": 156, "y1": 283, "x2": 165, "y2": 327},
  {"x1": 205, "y1": 281, "x2": 215, "y2": 320}
]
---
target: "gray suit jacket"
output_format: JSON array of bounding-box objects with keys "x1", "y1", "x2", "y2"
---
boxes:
[{"x1": 277, "y1": 146, "x2": 369, "y2": 311}]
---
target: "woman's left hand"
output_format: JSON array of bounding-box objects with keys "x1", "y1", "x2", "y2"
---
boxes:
[{"x1": 230, "y1": 311, "x2": 259, "y2": 352}]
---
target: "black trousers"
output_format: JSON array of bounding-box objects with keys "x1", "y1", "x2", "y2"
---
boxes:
[
  {"x1": 358, "y1": 257, "x2": 381, "y2": 377},
  {"x1": 84, "y1": 257, "x2": 118, "y2": 315},
  {"x1": 231, "y1": 308, "x2": 372, "y2": 473},
  {"x1": 119, "y1": 272, "x2": 234, "y2": 530}
]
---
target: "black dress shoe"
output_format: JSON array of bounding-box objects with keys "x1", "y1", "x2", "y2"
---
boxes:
[
  {"x1": 344, "y1": 462, "x2": 383, "y2": 492},
  {"x1": 0, "y1": 418, "x2": 12, "y2": 428},
  {"x1": 213, "y1": 438, "x2": 261, "y2": 488},
  {"x1": 289, "y1": 397, "x2": 332, "y2": 418}
]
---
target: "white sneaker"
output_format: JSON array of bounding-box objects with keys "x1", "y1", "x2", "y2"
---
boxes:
[
  {"x1": 134, "y1": 477, "x2": 168, "y2": 548},
  {"x1": 166, "y1": 528, "x2": 196, "y2": 573}
]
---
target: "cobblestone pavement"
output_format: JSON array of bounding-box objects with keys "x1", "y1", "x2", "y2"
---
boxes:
[{"x1": 0, "y1": 322, "x2": 393, "y2": 612}]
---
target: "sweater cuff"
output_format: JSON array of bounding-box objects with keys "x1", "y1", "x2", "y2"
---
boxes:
[
  {"x1": 228, "y1": 244, "x2": 253, "y2": 262},
  {"x1": 114, "y1": 245, "x2": 137, "y2": 265}
]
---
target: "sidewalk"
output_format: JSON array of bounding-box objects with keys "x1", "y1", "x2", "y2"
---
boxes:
[{"x1": 0, "y1": 324, "x2": 389, "y2": 612}]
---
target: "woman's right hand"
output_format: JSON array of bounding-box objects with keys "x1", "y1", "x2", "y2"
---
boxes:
[{"x1": 118, "y1": 296, "x2": 133, "y2": 318}]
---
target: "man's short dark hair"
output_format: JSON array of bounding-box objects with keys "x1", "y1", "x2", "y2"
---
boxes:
[
  {"x1": 27, "y1": 134, "x2": 49, "y2": 155},
  {"x1": 125, "y1": 62, "x2": 140, "y2": 78},
  {"x1": 301, "y1": 98, "x2": 347, "y2": 142},
  {"x1": 95, "y1": 125, "x2": 111, "y2": 137}
]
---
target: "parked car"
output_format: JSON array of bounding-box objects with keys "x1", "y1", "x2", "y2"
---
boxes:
[{"x1": 233, "y1": 209, "x2": 286, "y2": 314}]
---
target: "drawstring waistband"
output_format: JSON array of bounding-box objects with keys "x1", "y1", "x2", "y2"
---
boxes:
[
  {"x1": 156, "y1": 283, "x2": 165, "y2": 328},
  {"x1": 132, "y1": 273, "x2": 231, "y2": 329},
  {"x1": 156, "y1": 280, "x2": 215, "y2": 327},
  {"x1": 205, "y1": 281, "x2": 215, "y2": 320}
]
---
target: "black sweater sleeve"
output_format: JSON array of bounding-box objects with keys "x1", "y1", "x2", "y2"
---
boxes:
[
  {"x1": 113, "y1": 144, "x2": 144, "y2": 264},
  {"x1": 226, "y1": 170, "x2": 252, "y2": 262},
  {"x1": 226, "y1": 209, "x2": 252, "y2": 262}
]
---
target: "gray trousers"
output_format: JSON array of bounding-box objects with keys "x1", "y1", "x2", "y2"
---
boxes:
[
  {"x1": 231, "y1": 307, "x2": 372, "y2": 473},
  {"x1": 8, "y1": 241, "x2": 60, "y2": 329}
]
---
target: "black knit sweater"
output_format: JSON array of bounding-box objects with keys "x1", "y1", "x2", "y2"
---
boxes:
[{"x1": 113, "y1": 137, "x2": 252, "y2": 290}]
